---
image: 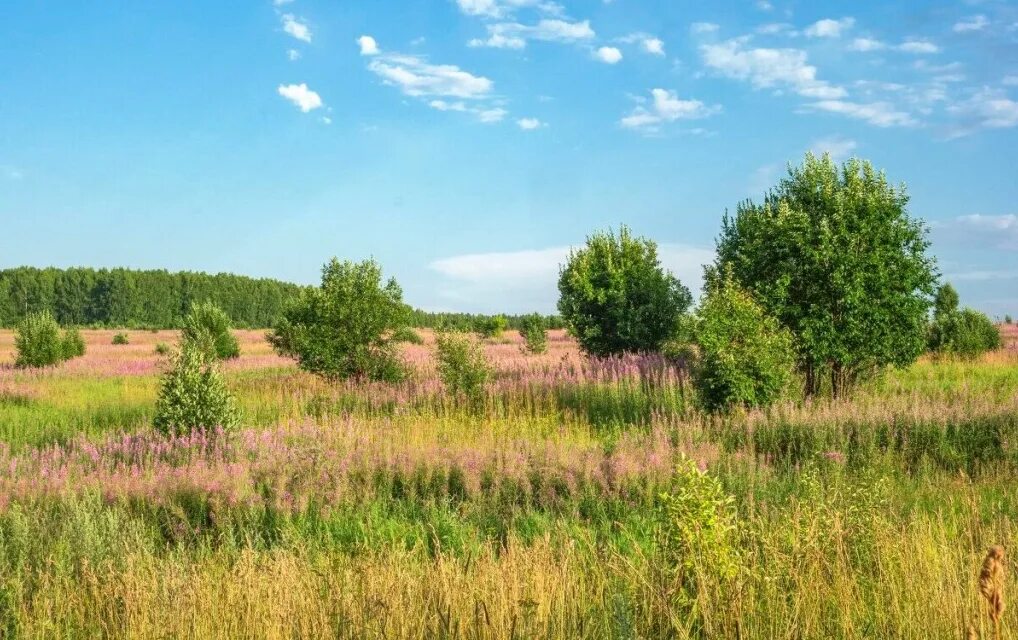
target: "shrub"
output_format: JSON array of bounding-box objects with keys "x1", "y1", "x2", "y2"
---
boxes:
[
  {"x1": 928, "y1": 283, "x2": 1001, "y2": 359},
  {"x1": 182, "y1": 301, "x2": 240, "y2": 360},
  {"x1": 518, "y1": 313, "x2": 548, "y2": 354},
  {"x1": 1004, "y1": 314, "x2": 1012, "y2": 325},
  {"x1": 154, "y1": 342, "x2": 171, "y2": 356},
  {"x1": 153, "y1": 330, "x2": 239, "y2": 436},
  {"x1": 391, "y1": 326, "x2": 424, "y2": 345},
  {"x1": 558, "y1": 225, "x2": 692, "y2": 357},
  {"x1": 14, "y1": 312, "x2": 66, "y2": 368},
  {"x1": 435, "y1": 331, "x2": 491, "y2": 400},
  {"x1": 61, "y1": 327, "x2": 87, "y2": 360},
  {"x1": 475, "y1": 315, "x2": 508, "y2": 340},
  {"x1": 112, "y1": 332, "x2": 130, "y2": 345},
  {"x1": 269, "y1": 258, "x2": 410, "y2": 382},
  {"x1": 689, "y1": 273, "x2": 795, "y2": 413}
]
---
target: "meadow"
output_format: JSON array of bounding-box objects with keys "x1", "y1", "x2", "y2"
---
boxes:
[{"x1": 1, "y1": 327, "x2": 1017, "y2": 638}]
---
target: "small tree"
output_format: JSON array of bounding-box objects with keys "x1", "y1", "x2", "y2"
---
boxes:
[
  {"x1": 928, "y1": 282, "x2": 1001, "y2": 359},
  {"x1": 558, "y1": 226, "x2": 693, "y2": 357},
  {"x1": 1005, "y1": 314, "x2": 1013, "y2": 325},
  {"x1": 61, "y1": 327, "x2": 87, "y2": 360},
  {"x1": 269, "y1": 258, "x2": 410, "y2": 382},
  {"x1": 153, "y1": 330, "x2": 239, "y2": 436},
  {"x1": 475, "y1": 315, "x2": 508, "y2": 340},
  {"x1": 518, "y1": 313, "x2": 548, "y2": 354},
  {"x1": 14, "y1": 312, "x2": 65, "y2": 368},
  {"x1": 690, "y1": 272, "x2": 795, "y2": 413},
  {"x1": 112, "y1": 332, "x2": 130, "y2": 345},
  {"x1": 435, "y1": 331, "x2": 491, "y2": 400},
  {"x1": 182, "y1": 301, "x2": 240, "y2": 360}
]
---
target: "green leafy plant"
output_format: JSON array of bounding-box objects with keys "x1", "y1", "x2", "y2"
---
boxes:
[
  {"x1": 558, "y1": 225, "x2": 692, "y2": 357},
  {"x1": 928, "y1": 284, "x2": 1001, "y2": 359},
  {"x1": 715, "y1": 153, "x2": 937, "y2": 397},
  {"x1": 61, "y1": 327, "x2": 87, "y2": 360},
  {"x1": 154, "y1": 342, "x2": 171, "y2": 356},
  {"x1": 153, "y1": 330, "x2": 239, "y2": 436},
  {"x1": 690, "y1": 272, "x2": 795, "y2": 413},
  {"x1": 14, "y1": 312, "x2": 66, "y2": 368},
  {"x1": 269, "y1": 258, "x2": 410, "y2": 382},
  {"x1": 182, "y1": 301, "x2": 240, "y2": 360},
  {"x1": 475, "y1": 315, "x2": 508, "y2": 340},
  {"x1": 435, "y1": 330, "x2": 491, "y2": 400},
  {"x1": 111, "y1": 332, "x2": 130, "y2": 345},
  {"x1": 518, "y1": 313, "x2": 548, "y2": 354},
  {"x1": 391, "y1": 326, "x2": 424, "y2": 345}
]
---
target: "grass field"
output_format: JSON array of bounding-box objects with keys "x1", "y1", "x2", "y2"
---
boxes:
[{"x1": 1, "y1": 328, "x2": 1017, "y2": 638}]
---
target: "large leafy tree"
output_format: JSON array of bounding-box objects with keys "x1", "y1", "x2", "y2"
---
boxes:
[
  {"x1": 558, "y1": 226, "x2": 692, "y2": 357},
  {"x1": 715, "y1": 153, "x2": 937, "y2": 396},
  {"x1": 268, "y1": 258, "x2": 410, "y2": 381}
]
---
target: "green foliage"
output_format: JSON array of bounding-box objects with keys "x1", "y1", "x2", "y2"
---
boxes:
[
  {"x1": 391, "y1": 327, "x2": 424, "y2": 345},
  {"x1": 715, "y1": 153, "x2": 937, "y2": 396},
  {"x1": 1005, "y1": 314, "x2": 1013, "y2": 325},
  {"x1": 933, "y1": 282, "x2": 959, "y2": 318},
  {"x1": 690, "y1": 274, "x2": 795, "y2": 413},
  {"x1": 475, "y1": 314, "x2": 508, "y2": 339},
  {"x1": 435, "y1": 331, "x2": 491, "y2": 400},
  {"x1": 111, "y1": 332, "x2": 129, "y2": 345},
  {"x1": 154, "y1": 342, "x2": 171, "y2": 356},
  {"x1": 60, "y1": 327, "x2": 86, "y2": 360},
  {"x1": 928, "y1": 290, "x2": 1001, "y2": 359},
  {"x1": 153, "y1": 331, "x2": 239, "y2": 436},
  {"x1": 518, "y1": 313, "x2": 548, "y2": 354},
  {"x1": 14, "y1": 312, "x2": 66, "y2": 368},
  {"x1": 558, "y1": 226, "x2": 692, "y2": 357},
  {"x1": 182, "y1": 301, "x2": 240, "y2": 360},
  {"x1": 269, "y1": 258, "x2": 410, "y2": 382}
]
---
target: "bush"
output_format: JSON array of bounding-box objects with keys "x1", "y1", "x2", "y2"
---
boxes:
[
  {"x1": 154, "y1": 342, "x2": 171, "y2": 356},
  {"x1": 689, "y1": 273, "x2": 795, "y2": 413},
  {"x1": 475, "y1": 315, "x2": 508, "y2": 340},
  {"x1": 269, "y1": 258, "x2": 410, "y2": 382},
  {"x1": 1004, "y1": 314, "x2": 1012, "y2": 325},
  {"x1": 558, "y1": 225, "x2": 692, "y2": 357},
  {"x1": 14, "y1": 312, "x2": 66, "y2": 368},
  {"x1": 153, "y1": 331, "x2": 239, "y2": 436},
  {"x1": 61, "y1": 327, "x2": 87, "y2": 360},
  {"x1": 182, "y1": 301, "x2": 240, "y2": 360},
  {"x1": 112, "y1": 332, "x2": 130, "y2": 345},
  {"x1": 391, "y1": 326, "x2": 424, "y2": 345},
  {"x1": 518, "y1": 313, "x2": 548, "y2": 354},
  {"x1": 435, "y1": 331, "x2": 491, "y2": 400},
  {"x1": 928, "y1": 283, "x2": 1001, "y2": 359}
]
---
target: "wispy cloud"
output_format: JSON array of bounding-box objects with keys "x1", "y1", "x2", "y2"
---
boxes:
[
  {"x1": 700, "y1": 39, "x2": 846, "y2": 99},
  {"x1": 937, "y1": 214, "x2": 1018, "y2": 250},
  {"x1": 280, "y1": 14, "x2": 311, "y2": 43},
  {"x1": 804, "y1": 17, "x2": 855, "y2": 38},
  {"x1": 809, "y1": 135, "x2": 858, "y2": 162},
  {"x1": 806, "y1": 100, "x2": 917, "y2": 127},
  {"x1": 517, "y1": 117, "x2": 544, "y2": 129},
  {"x1": 454, "y1": 0, "x2": 562, "y2": 19},
  {"x1": 848, "y1": 37, "x2": 940, "y2": 54},
  {"x1": 946, "y1": 89, "x2": 1018, "y2": 137},
  {"x1": 953, "y1": 15, "x2": 989, "y2": 33},
  {"x1": 277, "y1": 83, "x2": 323, "y2": 112},
  {"x1": 467, "y1": 18, "x2": 594, "y2": 48},
  {"x1": 618, "y1": 33, "x2": 665, "y2": 56},
  {"x1": 621, "y1": 88, "x2": 720, "y2": 133}
]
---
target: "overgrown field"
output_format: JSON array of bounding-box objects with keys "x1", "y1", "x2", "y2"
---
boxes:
[{"x1": 1, "y1": 329, "x2": 1017, "y2": 638}]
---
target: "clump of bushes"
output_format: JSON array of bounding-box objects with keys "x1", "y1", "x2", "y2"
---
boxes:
[
  {"x1": 518, "y1": 313, "x2": 548, "y2": 354},
  {"x1": 391, "y1": 326, "x2": 424, "y2": 345},
  {"x1": 14, "y1": 312, "x2": 87, "y2": 368},
  {"x1": 475, "y1": 315, "x2": 507, "y2": 340},
  {"x1": 154, "y1": 342, "x2": 171, "y2": 356},
  {"x1": 112, "y1": 332, "x2": 130, "y2": 345},
  {"x1": 687, "y1": 272, "x2": 795, "y2": 413},
  {"x1": 153, "y1": 330, "x2": 239, "y2": 436},
  {"x1": 182, "y1": 301, "x2": 240, "y2": 360},
  {"x1": 927, "y1": 283, "x2": 1001, "y2": 359},
  {"x1": 269, "y1": 258, "x2": 410, "y2": 382},
  {"x1": 435, "y1": 330, "x2": 491, "y2": 400}
]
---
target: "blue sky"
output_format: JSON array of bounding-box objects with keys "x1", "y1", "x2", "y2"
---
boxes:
[{"x1": 1, "y1": 1, "x2": 1017, "y2": 316}]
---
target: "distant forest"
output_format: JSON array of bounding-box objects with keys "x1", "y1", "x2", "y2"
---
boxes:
[{"x1": 0, "y1": 267, "x2": 561, "y2": 330}]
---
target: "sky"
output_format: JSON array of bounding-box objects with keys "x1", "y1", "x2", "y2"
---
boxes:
[{"x1": 1, "y1": 1, "x2": 1017, "y2": 316}]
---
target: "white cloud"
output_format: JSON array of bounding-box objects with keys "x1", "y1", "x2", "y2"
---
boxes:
[
  {"x1": 848, "y1": 38, "x2": 940, "y2": 54},
  {"x1": 808, "y1": 99, "x2": 917, "y2": 127},
  {"x1": 949, "y1": 214, "x2": 1018, "y2": 250},
  {"x1": 898, "y1": 39, "x2": 939, "y2": 54},
  {"x1": 430, "y1": 243, "x2": 714, "y2": 312},
  {"x1": 277, "y1": 83, "x2": 323, "y2": 112},
  {"x1": 700, "y1": 39, "x2": 846, "y2": 99},
  {"x1": 946, "y1": 89, "x2": 1018, "y2": 136},
  {"x1": 954, "y1": 15, "x2": 989, "y2": 33},
  {"x1": 468, "y1": 19, "x2": 594, "y2": 48},
  {"x1": 517, "y1": 117, "x2": 543, "y2": 129},
  {"x1": 621, "y1": 88, "x2": 721, "y2": 132},
  {"x1": 357, "y1": 35, "x2": 379, "y2": 56},
  {"x1": 477, "y1": 107, "x2": 508, "y2": 123},
  {"x1": 809, "y1": 135, "x2": 858, "y2": 162},
  {"x1": 848, "y1": 37, "x2": 886, "y2": 52},
  {"x1": 281, "y1": 14, "x2": 311, "y2": 43},
  {"x1": 691, "y1": 22, "x2": 719, "y2": 34},
  {"x1": 368, "y1": 53, "x2": 493, "y2": 99},
  {"x1": 642, "y1": 37, "x2": 665, "y2": 55},
  {"x1": 805, "y1": 17, "x2": 855, "y2": 38},
  {"x1": 595, "y1": 46, "x2": 622, "y2": 64},
  {"x1": 756, "y1": 0, "x2": 773, "y2": 10},
  {"x1": 756, "y1": 23, "x2": 795, "y2": 36},
  {"x1": 454, "y1": 0, "x2": 562, "y2": 19},
  {"x1": 273, "y1": 0, "x2": 294, "y2": 5},
  {"x1": 287, "y1": 49, "x2": 301, "y2": 61}
]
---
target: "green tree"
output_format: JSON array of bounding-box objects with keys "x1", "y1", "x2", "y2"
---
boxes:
[
  {"x1": 269, "y1": 258, "x2": 410, "y2": 381},
  {"x1": 518, "y1": 313, "x2": 548, "y2": 354},
  {"x1": 715, "y1": 153, "x2": 937, "y2": 397},
  {"x1": 690, "y1": 272, "x2": 795, "y2": 413},
  {"x1": 475, "y1": 314, "x2": 508, "y2": 339},
  {"x1": 435, "y1": 330, "x2": 491, "y2": 400},
  {"x1": 14, "y1": 311, "x2": 66, "y2": 368},
  {"x1": 928, "y1": 283, "x2": 1001, "y2": 358},
  {"x1": 61, "y1": 327, "x2": 87, "y2": 360},
  {"x1": 153, "y1": 330, "x2": 239, "y2": 436},
  {"x1": 933, "y1": 282, "x2": 959, "y2": 318},
  {"x1": 182, "y1": 301, "x2": 240, "y2": 360},
  {"x1": 558, "y1": 226, "x2": 692, "y2": 357}
]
